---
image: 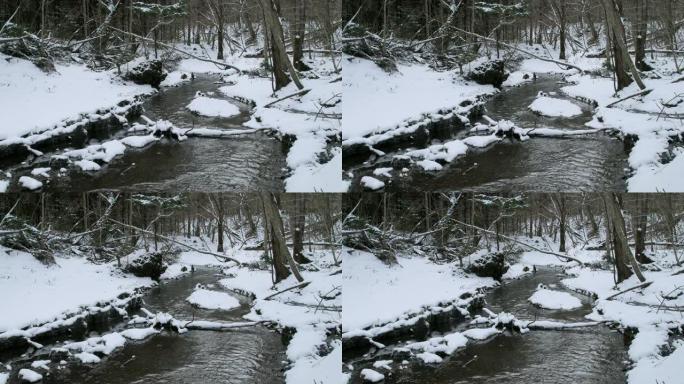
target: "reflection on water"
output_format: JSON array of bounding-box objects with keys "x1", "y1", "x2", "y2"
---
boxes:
[
  {"x1": 346, "y1": 268, "x2": 627, "y2": 384},
  {"x1": 45, "y1": 268, "x2": 285, "y2": 384},
  {"x1": 348, "y1": 75, "x2": 629, "y2": 192},
  {"x1": 11, "y1": 74, "x2": 286, "y2": 192}
]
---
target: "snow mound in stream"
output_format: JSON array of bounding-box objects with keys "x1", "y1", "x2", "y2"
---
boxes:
[
  {"x1": 529, "y1": 95, "x2": 582, "y2": 117},
  {"x1": 528, "y1": 284, "x2": 582, "y2": 310},
  {"x1": 186, "y1": 287, "x2": 240, "y2": 310},
  {"x1": 186, "y1": 96, "x2": 240, "y2": 118}
]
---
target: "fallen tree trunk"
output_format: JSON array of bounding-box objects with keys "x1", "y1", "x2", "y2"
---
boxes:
[
  {"x1": 107, "y1": 218, "x2": 242, "y2": 265},
  {"x1": 107, "y1": 26, "x2": 242, "y2": 72},
  {"x1": 605, "y1": 281, "x2": 653, "y2": 300},
  {"x1": 452, "y1": 219, "x2": 586, "y2": 265},
  {"x1": 452, "y1": 28, "x2": 589, "y2": 73}
]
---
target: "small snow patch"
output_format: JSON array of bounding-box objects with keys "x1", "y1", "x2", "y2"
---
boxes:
[
  {"x1": 529, "y1": 285, "x2": 582, "y2": 310},
  {"x1": 416, "y1": 160, "x2": 443, "y2": 171},
  {"x1": 416, "y1": 352, "x2": 443, "y2": 364},
  {"x1": 360, "y1": 176, "x2": 385, "y2": 191},
  {"x1": 187, "y1": 96, "x2": 240, "y2": 118},
  {"x1": 18, "y1": 369, "x2": 43, "y2": 383},
  {"x1": 529, "y1": 96, "x2": 582, "y2": 117},
  {"x1": 360, "y1": 368, "x2": 385, "y2": 382},
  {"x1": 186, "y1": 288, "x2": 240, "y2": 310},
  {"x1": 74, "y1": 159, "x2": 101, "y2": 171},
  {"x1": 18, "y1": 176, "x2": 42, "y2": 190}
]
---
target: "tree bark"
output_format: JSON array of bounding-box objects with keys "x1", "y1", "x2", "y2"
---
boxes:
[
  {"x1": 258, "y1": 0, "x2": 305, "y2": 91},
  {"x1": 603, "y1": 193, "x2": 647, "y2": 283},
  {"x1": 260, "y1": 192, "x2": 304, "y2": 283}
]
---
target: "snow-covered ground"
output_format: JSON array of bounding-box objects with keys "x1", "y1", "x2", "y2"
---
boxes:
[
  {"x1": 342, "y1": 57, "x2": 497, "y2": 143},
  {"x1": 0, "y1": 53, "x2": 154, "y2": 143},
  {"x1": 219, "y1": 248, "x2": 343, "y2": 384},
  {"x1": 0, "y1": 45, "x2": 344, "y2": 192},
  {"x1": 342, "y1": 249, "x2": 497, "y2": 334},
  {"x1": 0, "y1": 245, "x2": 154, "y2": 334}
]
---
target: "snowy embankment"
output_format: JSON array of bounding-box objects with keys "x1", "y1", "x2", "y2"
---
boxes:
[
  {"x1": 171, "y1": 47, "x2": 344, "y2": 192},
  {"x1": 561, "y1": 257, "x2": 684, "y2": 384},
  {"x1": 503, "y1": 237, "x2": 684, "y2": 384},
  {"x1": 0, "y1": 246, "x2": 154, "y2": 336},
  {"x1": 0, "y1": 53, "x2": 154, "y2": 146},
  {"x1": 507, "y1": 47, "x2": 684, "y2": 192},
  {"x1": 342, "y1": 249, "x2": 497, "y2": 345},
  {"x1": 561, "y1": 67, "x2": 684, "y2": 192},
  {"x1": 218, "y1": 248, "x2": 343, "y2": 384},
  {"x1": 342, "y1": 56, "x2": 497, "y2": 150}
]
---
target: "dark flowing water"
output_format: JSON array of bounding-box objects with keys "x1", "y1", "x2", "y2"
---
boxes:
[
  {"x1": 14, "y1": 268, "x2": 285, "y2": 384},
  {"x1": 8, "y1": 74, "x2": 286, "y2": 192},
  {"x1": 348, "y1": 75, "x2": 629, "y2": 192},
  {"x1": 345, "y1": 268, "x2": 628, "y2": 384}
]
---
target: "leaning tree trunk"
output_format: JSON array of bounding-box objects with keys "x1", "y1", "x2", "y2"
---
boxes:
[
  {"x1": 603, "y1": 193, "x2": 647, "y2": 284},
  {"x1": 600, "y1": 0, "x2": 647, "y2": 90},
  {"x1": 258, "y1": 0, "x2": 305, "y2": 91},
  {"x1": 260, "y1": 192, "x2": 304, "y2": 283}
]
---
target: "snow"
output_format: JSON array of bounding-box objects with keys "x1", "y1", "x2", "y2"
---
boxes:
[
  {"x1": 186, "y1": 288, "x2": 240, "y2": 310},
  {"x1": 529, "y1": 96, "x2": 582, "y2": 117},
  {"x1": 221, "y1": 248, "x2": 341, "y2": 384},
  {"x1": 373, "y1": 360, "x2": 393, "y2": 370},
  {"x1": 74, "y1": 159, "x2": 102, "y2": 171},
  {"x1": 30, "y1": 168, "x2": 50, "y2": 178},
  {"x1": 74, "y1": 351, "x2": 101, "y2": 364},
  {"x1": 559, "y1": 61, "x2": 684, "y2": 192},
  {"x1": 0, "y1": 53, "x2": 153, "y2": 142},
  {"x1": 360, "y1": 368, "x2": 385, "y2": 383},
  {"x1": 285, "y1": 148, "x2": 348, "y2": 192},
  {"x1": 628, "y1": 326, "x2": 669, "y2": 362},
  {"x1": 18, "y1": 176, "x2": 42, "y2": 190},
  {"x1": 287, "y1": 328, "x2": 327, "y2": 361},
  {"x1": 462, "y1": 327, "x2": 501, "y2": 340},
  {"x1": 0, "y1": 373, "x2": 7, "y2": 384},
  {"x1": 0, "y1": 246, "x2": 153, "y2": 333},
  {"x1": 343, "y1": 250, "x2": 496, "y2": 333},
  {"x1": 416, "y1": 352, "x2": 443, "y2": 364},
  {"x1": 186, "y1": 96, "x2": 240, "y2": 118},
  {"x1": 120, "y1": 327, "x2": 159, "y2": 340},
  {"x1": 160, "y1": 71, "x2": 191, "y2": 87},
  {"x1": 30, "y1": 360, "x2": 50, "y2": 370},
  {"x1": 343, "y1": 57, "x2": 497, "y2": 141},
  {"x1": 628, "y1": 340, "x2": 684, "y2": 384},
  {"x1": 0, "y1": 180, "x2": 8, "y2": 193},
  {"x1": 360, "y1": 176, "x2": 385, "y2": 191},
  {"x1": 528, "y1": 286, "x2": 582, "y2": 310},
  {"x1": 120, "y1": 135, "x2": 158, "y2": 148},
  {"x1": 416, "y1": 159, "x2": 444, "y2": 172},
  {"x1": 17, "y1": 369, "x2": 42, "y2": 383}
]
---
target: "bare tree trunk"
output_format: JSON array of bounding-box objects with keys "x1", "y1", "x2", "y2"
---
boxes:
[
  {"x1": 258, "y1": 0, "x2": 304, "y2": 91},
  {"x1": 261, "y1": 192, "x2": 304, "y2": 283},
  {"x1": 603, "y1": 193, "x2": 646, "y2": 283},
  {"x1": 633, "y1": 0, "x2": 651, "y2": 71},
  {"x1": 601, "y1": 0, "x2": 647, "y2": 90},
  {"x1": 290, "y1": 194, "x2": 310, "y2": 263},
  {"x1": 292, "y1": 0, "x2": 308, "y2": 70}
]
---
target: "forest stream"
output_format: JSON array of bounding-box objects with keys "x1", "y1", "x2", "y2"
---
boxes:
[
  {"x1": 6, "y1": 267, "x2": 285, "y2": 384},
  {"x1": 6, "y1": 74, "x2": 287, "y2": 192},
  {"x1": 348, "y1": 74, "x2": 630, "y2": 192},
  {"x1": 346, "y1": 267, "x2": 629, "y2": 384}
]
